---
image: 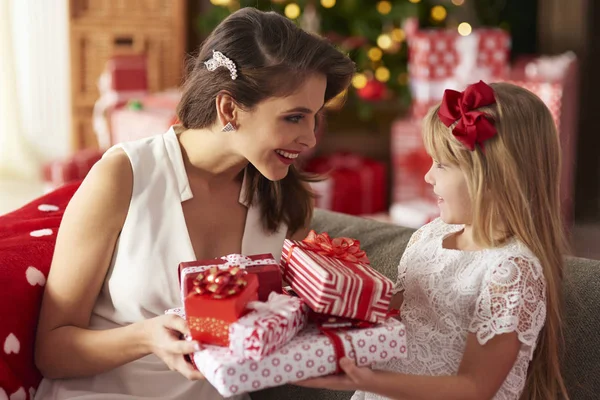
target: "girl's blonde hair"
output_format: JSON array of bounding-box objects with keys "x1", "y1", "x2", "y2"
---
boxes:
[{"x1": 422, "y1": 82, "x2": 568, "y2": 400}]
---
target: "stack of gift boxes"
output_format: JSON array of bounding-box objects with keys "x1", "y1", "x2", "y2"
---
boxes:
[
  {"x1": 167, "y1": 232, "x2": 406, "y2": 397},
  {"x1": 392, "y1": 28, "x2": 578, "y2": 230}
]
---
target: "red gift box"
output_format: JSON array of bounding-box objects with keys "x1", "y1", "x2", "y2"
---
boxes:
[
  {"x1": 108, "y1": 90, "x2": 181, "y2": 145},
  {"x1": 280, "y1": 231, "x2": 394, "y2": 324},
  {"x1": 501, "y1": 53, "x2": 579, "y2": 230},
  {"x1": 179, "y1": 253, "x2": 282, "y2": 303},
  {"x1": 42, "y1": 149, "x2": 104, "y2": 190},
  {"x1": 391, "y1": 118, "x2": 436, "y2": 204},
  {"x1": 408, "y1": 28, "x2": 510, "y2": 111},
  {"x1": 304, "y1": 153, "x2": 387, "y2": 215},
  {"x1": 168, "y1": 292, "x2": 309, "y2": 361},
  {"x1": 182, "y1": 268, "x2": 259, "y2": 346}
]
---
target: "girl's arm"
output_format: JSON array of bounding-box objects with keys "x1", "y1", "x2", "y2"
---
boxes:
[
  {"x1": 297, "y1": 331, "x2": 521, "y2": 400},
  {"x1": 35, "y1": 150, "x2": 202, "y2": 380}
]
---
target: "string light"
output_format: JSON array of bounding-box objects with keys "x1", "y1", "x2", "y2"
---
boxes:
[
  {"x1": 321, "y1": 0, "x2": 336, "y2": 8},
  {"x1": 391, "y1": 28, "x2": 406, "y2": 42},
  {"x1": 451, "y1": 0, "x2": 465, "y2": 5},
  {"x1": 352, "y1": 73, "x2": 368, "y2": 89},
  {"x1": 285, "y1": 3, "x2": 301, "y2": 19},
  {"x1": 375, "y1": 67, "x2": 390, "y2": 82},
  {"x1": 376, "y1": 1, "x2": 392, "y2": 15},
  {"x1": 458, "y1": 22, "x2": 472, "y2": 36},
  {"x1": 377, "y1": 34, "x2": 393, "y2": 50},
  {"x1": 408, "y1": 0, "x2": 421, "y2": 3},
  {"x1": 431, "y1": 5, "x2": 447, "y2": 22},
  {"x1": 368, "y1": 47, "x2": 383, "y2": 62}
]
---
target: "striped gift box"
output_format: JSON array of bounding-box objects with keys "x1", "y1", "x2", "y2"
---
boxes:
[{"x1": 280, "y1": 236, "x2": 393, "y2": 324}]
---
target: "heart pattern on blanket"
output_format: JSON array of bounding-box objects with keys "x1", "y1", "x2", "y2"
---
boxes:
[
  {"x1": 26, "y1": 267, "x2": 46, "y2": 287},
  {"x1": 37, "y1": 204, "x2": 59, "y2": 212},
  {"x1": 8, "y1": 387, "x2": 25, "y2": 400},
  {"x1": 4, "y1": 333, "x2": 20, "y2": 355},
  {"x1": 29, "y1": 229, "x2": 53, "y2": 237}
]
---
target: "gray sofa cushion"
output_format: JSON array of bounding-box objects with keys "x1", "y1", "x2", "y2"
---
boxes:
[{"x1": 252, "y1": 210, "x2": 600, "y2": 400}]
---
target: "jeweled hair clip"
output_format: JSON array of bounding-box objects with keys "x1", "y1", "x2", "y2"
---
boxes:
[{"x1": 204, "y1": 50, "x2": 238, "y2": 80}]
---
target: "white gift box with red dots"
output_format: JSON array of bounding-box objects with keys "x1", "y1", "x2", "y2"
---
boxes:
[{"x1": 192, "y1": 318, "x2": 407, "y2": 397}]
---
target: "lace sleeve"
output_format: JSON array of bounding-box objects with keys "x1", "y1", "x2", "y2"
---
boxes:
[
  {"x1": 391, "y1": 226, "x2": 424, "y2": 295},
  {"x1": 468, "y1": 255, "x2": 547, "y2": 360}
]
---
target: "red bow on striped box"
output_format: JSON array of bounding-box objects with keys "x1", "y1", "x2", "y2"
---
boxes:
[{"x1": 280, "y1": 231, "x2": 394, "y2": 324}]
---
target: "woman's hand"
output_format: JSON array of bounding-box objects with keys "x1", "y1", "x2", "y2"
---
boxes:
[
  {"x1": 143, "y1": 314, "x2": 205, "y2": 380},
  {"x1": 294, "y1": 357, "x2": 374, "y2": 391}
]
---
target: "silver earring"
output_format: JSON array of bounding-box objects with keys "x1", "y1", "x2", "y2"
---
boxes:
[{"x1": 221, "y1": 122, "x2": 236, "y2": 132}]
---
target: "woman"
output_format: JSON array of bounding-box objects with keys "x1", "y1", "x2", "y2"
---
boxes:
[{"x1": 34, "y1": 7, "x2": 355, "y2": 399}]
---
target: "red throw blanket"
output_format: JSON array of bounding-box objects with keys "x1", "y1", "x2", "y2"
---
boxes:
[{"x1": 0, "y1": 181, "x2": 81, "y2": 399}]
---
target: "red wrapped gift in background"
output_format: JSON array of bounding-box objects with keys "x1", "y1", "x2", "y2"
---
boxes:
[
  {"x1": 304, "y1": 153, "x2": 387, "y2": 216},
  {"x1": 108, "y1": 90, "x2": 182, "y2": 145},
  {"x1": 280, "y1": 231, "x2": 394, "y2": 324},
  {"x1": 391, "y1": 118, "x2": 435, "y2": 204},
  {"x1": 179, "y1": 253, "x2": 282, "y2": 303},
  {"x1": 42, "y1": 149, "x2": 104, "y2": 191},
  {"x1": 408, "y1": 28, "x2": 510, "y2": 121},
  {"x1": 181, "y1": 266, "x2": 259, "y2": 346},
  {"x1": 502, "y1": 53, "x2": 579, "y2": 230}
]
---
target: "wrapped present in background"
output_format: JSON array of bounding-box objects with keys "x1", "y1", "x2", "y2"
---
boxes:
[
  {"x1": 180, "y1": 253, "x2": 282, "y2": 302},
  {"x1": 192, "y1": 317, "x2": 407, "y2": 397},
  {"x1": 502, "y1": 52, "x2": 579, "y2": 230},
  {"x1": 167, "y1": 292, "x2": 308, "y2": 361},
  {"x1": 390, "y1": 118, "x2": 435, "y2": 204},
  {"x1": 93, "y1": 55, "x2": 149, "y2": 148},
  {"x1": 281, "y1": 231, "x2": 393, "y2": 324},
  {"x1": 108, "y1": 89, "x2": 181, "y2": 145},
  {"x1": 389, "y1": 118, "x2": 437, "y2": 228},
  {"x1": 42, "y1": 149, "x2": 104, "y2": 191},
  {"x1": 390, "y1": 200, "x2": 439, "y2": 229},
  {"x1": 304, "y1": 152, "x2": 387, "y2": 216},
  {"x1": 408, "y1": 28, "x2": 511, "y2": 120},
  {"x1": 181, "y1": 266, "x2": 259, "y2": 346}
]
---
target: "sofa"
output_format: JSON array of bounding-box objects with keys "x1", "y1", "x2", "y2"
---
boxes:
[
  {"x1": 251, "y1": 209, "x2": 600, "y2": 400},
  {"x1": 1, "y1": 188, "x2": 598, "y2": 399}
]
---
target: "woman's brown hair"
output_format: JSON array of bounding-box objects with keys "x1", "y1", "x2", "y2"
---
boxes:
[{"x1": 177, "y1": 7, "x2": 355, "y2": 234}]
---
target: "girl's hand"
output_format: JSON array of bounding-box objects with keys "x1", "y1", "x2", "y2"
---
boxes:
[
  {"x1": 294, "y1": 357, "x2": 374, "y2": 391},
  {"x1": 143, "y1": 314, "x2": 205, "y2": 380}
]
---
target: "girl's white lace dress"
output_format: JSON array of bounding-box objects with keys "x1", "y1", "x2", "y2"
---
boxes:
[{"x1": 353, "y1": 218, "x2": 547, "y2": 400}]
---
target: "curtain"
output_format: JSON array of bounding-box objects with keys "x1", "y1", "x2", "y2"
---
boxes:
[{"x1": 0, "y1": 0, "x2": 71, "y2": 181}]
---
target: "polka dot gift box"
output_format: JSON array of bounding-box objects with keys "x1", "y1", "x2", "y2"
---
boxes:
[{"x1": 192, "y1": 317, "x2": 407, "y2": 397}]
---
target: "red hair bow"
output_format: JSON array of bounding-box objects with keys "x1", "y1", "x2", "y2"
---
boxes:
[{"x1": 438, "y1": 80, "x2": 497, "y2": 151}]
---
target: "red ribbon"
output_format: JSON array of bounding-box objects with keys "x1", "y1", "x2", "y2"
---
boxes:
[
  {"x1": 192, "y1": 266, "x2": 248, "y2": 299},
  {"x1": 299, "y1": 230, "x2": 370, "y2": 265},
  {"x1": 320, "y1": 328, "x2": 357, "y2": 374},
  {"x1": 438, "y1": 80, "x2": 498, "y2": 152}
]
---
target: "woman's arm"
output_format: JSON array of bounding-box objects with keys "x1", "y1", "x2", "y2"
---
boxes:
[
  {"x1": 34, "y1": 150, "x2": 201, "y2": 380},
  {"x1": 297, "y1": 332, "x2": 521, "y2": 400}
]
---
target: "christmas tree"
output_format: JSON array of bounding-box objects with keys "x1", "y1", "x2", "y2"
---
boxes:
[{"x1": 198, "y1": 0, "x2": 504, "y2": 120}]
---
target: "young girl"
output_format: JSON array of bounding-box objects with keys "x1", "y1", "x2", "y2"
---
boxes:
[
  {"x1": 297, "y1": 81, "x2": 569, "y2": 400},
  {"x1": 34, "y1": 7, "x2": 354, "y2": 400}
]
